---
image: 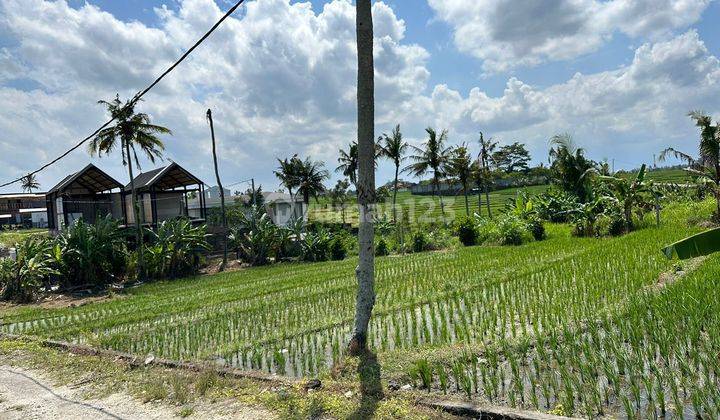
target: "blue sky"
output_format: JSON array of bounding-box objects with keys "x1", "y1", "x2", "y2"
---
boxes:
[{"x1": 1, "y1": 0, "x2": 719, "y2": 192}]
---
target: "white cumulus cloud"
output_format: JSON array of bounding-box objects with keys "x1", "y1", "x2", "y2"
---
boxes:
[{"x1": 427, "y1": 0, "x2": 711, "y2": 72}]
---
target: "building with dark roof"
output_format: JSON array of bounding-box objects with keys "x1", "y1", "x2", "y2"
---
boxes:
[
  {"x1": 122, "y1": 161, "x2": 206, "y2": 228},
  {"x1": 45, "y1": 164, "x2": 124, "y2": 231},
  {"x1": 45, "y1": 162, "x2": 206, "y2": 231}
]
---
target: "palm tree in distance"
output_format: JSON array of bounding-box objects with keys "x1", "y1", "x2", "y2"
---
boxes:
[
  {"x1": 275, "y1": 155, "x2": 301, "y2": 199},
  {"x1": 336, "y1": 141, "x2": 381, "y2": 187},
  {"x1": 548, "y1": 133, "x2": 595, "y2": 203},
  {"x1": 660, "y1": 110, "x2": 720, "y2": 219},
  {"x1": 404, "y1": 127, "x2": 452, "y2": 221},
  {"x1": 447, "y1": 144, "x2": 473, "y2": 216},
  {"x1": 336, "y1": 142, "x2": 359, "y2": 185},
  {"x1": 378, "y1": 124, "x2": 408, "y2": 223},
  {"x1": 21, "y1": 174, "x2": 40, "y2": 193},
  {"x1": 296, "y1": 157, "x2": 329, "y2": 206},
  {"x1": 89, "y1": 95, "x2": 171, "y2": 281},
  {"x1": 477, "y1": 132, "x2": 497, "y2": 217}
]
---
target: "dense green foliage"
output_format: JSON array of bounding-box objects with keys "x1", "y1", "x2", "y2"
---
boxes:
[
  {"x1": 1, "y1": 217, "x2": 210, "y2": 300},
  {"x1": 56, "y1": 216, "x2": 127, "y2": 288},
  {"x1": 144, "y1": 219, "x2": 210, "y2": 279},
  {"x1": 0, "y1": 237, "x2": 57, "y2": 302},
  {"x1": 455, "y1": 216, "x2": 477, "y2": 246}
]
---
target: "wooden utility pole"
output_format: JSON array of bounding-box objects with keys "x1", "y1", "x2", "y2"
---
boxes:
[
  {"x1": 207, "y1": 109, "x2": 228, "y2": 269},
  {"x1": 251, "y1": 178, "x2": 257, "y2": 207}
]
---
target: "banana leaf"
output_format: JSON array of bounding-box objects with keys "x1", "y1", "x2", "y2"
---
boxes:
[{"x1": 662, "y1": 227, "x2": 720, "y2": 259}]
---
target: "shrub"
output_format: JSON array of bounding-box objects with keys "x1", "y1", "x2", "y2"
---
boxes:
[
  {"x1": 0, "y1": 237, "x2": 58, "y2": 303},
  {"x1": 301, "y1": 228, "x2": 332, "y2": 262},
  {"x1": 527, "y1": 218, "x2": 546, "y2": 241},
  {"x1": 475, "y1": 216, "x2": 499, "y2": 244},
  {"x1": 145, "y1": 219, "x2": 210, "y2": 279},
  {"x1": 412, "y1": 231, "x2": 429, "y2": 253},
  {"x1": 455, "y1": 216, "x2": 478, "y2": 246},
  {"x1": 602, "y1": 213, "x2": 626, "y2": 237},
  {"x1": 534, "y1": 188, "x2": 578, "y2": 222},
  {"x1": 330, "y1": 237, "x2": 347, "y2": 260},
  {"x1": 56, "y1": 216, "x2": 127, "y2": 288},
  {"x1": 229, "y1": 207, "x2": 278, "y2": 266},
  {"x1": 497, "y1": 214, "x2": 532, "y2": 246},
  {"x1": 375, "y1": 238, "x2": 389, "y2": 256}
]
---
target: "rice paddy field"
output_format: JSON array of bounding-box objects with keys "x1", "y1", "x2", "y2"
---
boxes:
[
  {"x1": 2, "y1": 199, "x2": 719, "y2": 418},
  {"x1": 0, "y1": 228, "x2": 47, "y2": 247},
  {"x1": 619, "y1": 167, "x2": 693, "y2": 184},
  {"x1": 309, "y1": 184, "x2": 549, "y2": 225}
]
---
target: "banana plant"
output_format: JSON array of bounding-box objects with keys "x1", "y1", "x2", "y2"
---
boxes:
[
  {"x1": 593, "y1": 164, "x2": 653, "y2": 231},
  {"x1": 507, "y1": 191, "x2": 536, "y2": 219},
  {"x1": 662, "y1": 228, "x2": 720, "y2": 260},
  {"x1": 0, "y1": 237, "x2": 58, "y2": 302}
]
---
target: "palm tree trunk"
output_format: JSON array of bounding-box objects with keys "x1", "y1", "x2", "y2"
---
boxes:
[
  {"x1": 625, "y1": 202, "x2": 633, "y2": 232},
  {"x1": 392, "y1": 164, "x2": 399, "y2": 223},
  {"x1": 125, "y1": 139, "x2": 145, "y2": 281},
  {"x1": 464, "y1": 185, "x2": 469, "y2": 216},
  {"x1": 484, "y1": 181, "x2": 492, "y2": 218},
  {"x1": 287, "y1": 187, "x2": 296, "y2": 220},
  {"x1": 350, "y1": 0, "x2": 375, "y2": 353},
  {"x1": 435, "y1": 173, "x2": 446, "y2": 222}
]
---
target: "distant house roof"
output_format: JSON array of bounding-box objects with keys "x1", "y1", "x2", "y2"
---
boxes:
[
  {"x1": 48, "y1": 164, "x2": 123, "y2": 195},
  {"x1": 125, "y1": 162, "x2": 203, "y2": 192},
  {"x1": 188, "y1": 191, "x2": 302, "y2": 210},
  {"x1": 0, "y1": 193, "x2": 46, "y2": 199}
]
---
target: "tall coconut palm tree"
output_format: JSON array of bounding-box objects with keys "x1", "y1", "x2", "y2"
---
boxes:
[
  {"x1": 447, "y1": 144, "x2": 473, "y2": 216},
  {"x1": 336, "y1": 142, "x2": 359, "y2": 185},
  {"x1": 379, "y1": 124, "x2": 408, "y2": 223},
  {"x1": 89, "y1": 95, "x2": 171, "y2": 280},
  {"x1": 477, "y1": 132, "x2": 497, "y2": 217},
  {"x1": 21, "y1": 174, "x2": 40, "y2": 193},
  {"x1": 404, "y1": 127, "x2": 452, "y2": 220},
  {"x1": 296, "y1": 157, "x2": 329, "y2": 206},
  {"x1": 350, "y1": 0, "x2": 376, "y2": 354},
  {"x1": 275, "y1": 155, "x2": 301, "y2": 201},
  {"x1": 660, "y1": 111, "x2": 720, "y2": 219},
  {"x1": 336, "y1": 141, "x2": 380, "y2": 187}
]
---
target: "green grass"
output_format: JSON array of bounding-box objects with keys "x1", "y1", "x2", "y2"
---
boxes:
[
  {"x1": 1, "y1": 200, "x2": 718, "y2": 418},
  {"x1": 0, "y1": 228, "x2": 47, "y2": 248},
  {"x1": 618, "y1": 167, "x2": 693, "y2": 184},
  {"x1": 310, "y1": 184, "x2": 549, "y2": 225}
]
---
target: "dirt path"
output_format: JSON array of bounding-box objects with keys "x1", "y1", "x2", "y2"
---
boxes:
[{"x1": 0, "y1": 365, "x2": 273, "y2": 420}]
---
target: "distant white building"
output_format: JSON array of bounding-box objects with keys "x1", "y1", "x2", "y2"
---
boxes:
[
  {"x1": 204, "y1": 185, "x2": 231, "y2": 200},
  {"x1": 188, "y1": 190, "x2": 307, "y2": 226},
  {"x1": 0, "y1": 193, "x2": 48, "y2": 228}
]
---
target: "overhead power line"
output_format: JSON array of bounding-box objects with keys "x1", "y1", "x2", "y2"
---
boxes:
[{"x1": 0, "y1": 0, "x2": 246, "y2": 189}]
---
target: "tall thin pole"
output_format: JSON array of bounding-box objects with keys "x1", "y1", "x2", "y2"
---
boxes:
[
  {"x1": 207, "y1": 109, "x2": 228, "y2": 269},
  {"x1": 350, "y1": 0, "x2": 376, "y2": 353},
  {"x1": 251, "y1": 178, "x2": 257, "y2": 207}
]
